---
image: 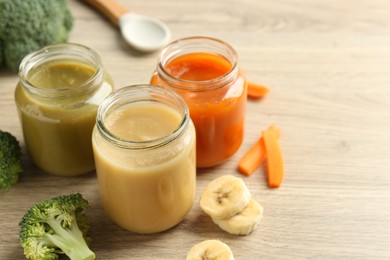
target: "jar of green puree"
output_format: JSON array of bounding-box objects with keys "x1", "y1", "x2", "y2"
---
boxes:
[{"x1": 15, "y1": 43, "x2": 114, "y2": 176}]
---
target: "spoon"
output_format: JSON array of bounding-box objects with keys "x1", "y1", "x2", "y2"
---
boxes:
[{"x1": 82, "y1": 0, "x2": 171, "y2": 52}]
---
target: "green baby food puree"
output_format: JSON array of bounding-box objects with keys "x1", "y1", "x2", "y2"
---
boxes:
[{"x1": 15, "y1": 61, "x2": 113, "y2": 176}]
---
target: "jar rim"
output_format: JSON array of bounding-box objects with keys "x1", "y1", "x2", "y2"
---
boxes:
[
  {"x1": 18, "y1": 43, "x2": 104, "y2": 99},
  {"x1": 156, "y1": 36, "x2": 239, "y2": 91},
  {"x1": 96, "y1": 84, "x2": 190, "y2": 150}
]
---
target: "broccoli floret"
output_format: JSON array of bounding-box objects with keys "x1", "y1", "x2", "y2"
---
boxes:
[
  {"x1": 19, "y1": 193, "x2": 95, "y2": 260},
  {"x1": 0, "y1": 130, "x2": 22, "y2": 190},
  {"x1": 0, "y1": 0, "x2": 73, "y2": 72}
]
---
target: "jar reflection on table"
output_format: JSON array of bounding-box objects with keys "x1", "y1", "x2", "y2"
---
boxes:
[
  {"x1": 151, "y1": 36, "x2": 247, "y2": 168},
  {"x1": 15, "y1": 43, "x2": 114, "y2": 176},
  {"x1": 92, "y1": 85, "x2": 196, "y2": 234}
]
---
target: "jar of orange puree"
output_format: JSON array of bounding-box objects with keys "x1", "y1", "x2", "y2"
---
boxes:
[
  {"x1": 151, "y1": 36, "x2": 247, "y2": 168},
  {"x1": 15, "y1": 43, "x2": 114, "y2": 176},
  {"x1": 92, "y1": 85, "x2": 196, "y2": 234}
]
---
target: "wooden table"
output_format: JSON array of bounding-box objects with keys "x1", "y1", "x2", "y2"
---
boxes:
[{"x1": 1, "y1": 0, "x2": 390, "y2": 259}]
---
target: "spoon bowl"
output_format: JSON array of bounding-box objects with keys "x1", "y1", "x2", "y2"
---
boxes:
[
  {"x1": 119, "y1": 13, "x2": 171, "y2": 52},
  {"x1": 82, "y1": 0, "x2": 171, "y2": 52}
]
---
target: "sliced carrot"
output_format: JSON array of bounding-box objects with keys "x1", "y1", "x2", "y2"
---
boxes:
[
  {"x1": 238, "y1": 125, "x2": 281, "y2": 176},
  {"x1": 262, "y1": 127, "x2": 284, "y2": 188},
  {"x1": 247, "y1": 82, "x2": 270, "y2": 99}
]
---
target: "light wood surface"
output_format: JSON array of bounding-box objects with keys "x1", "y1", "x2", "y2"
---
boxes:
[{"x1": 1, "y1": 0, "x2": 390, "y2": 259}]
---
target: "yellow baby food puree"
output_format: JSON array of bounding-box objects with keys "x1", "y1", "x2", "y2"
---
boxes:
[{"x1": 92, "y1": 103, "x2": 196, "y2": 233}]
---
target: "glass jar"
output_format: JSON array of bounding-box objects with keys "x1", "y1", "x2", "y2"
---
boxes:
[
  {"x1": 92, "y1": 85, "x2": 196, "y2": 234},
  {"x1": 150, "y1": 36, "x2": 247, "y2": 168},
  {"x1": 15, "y1": 43, "x2": 114, "y2": 176}
]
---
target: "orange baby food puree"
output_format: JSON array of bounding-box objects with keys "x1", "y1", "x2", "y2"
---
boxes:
[
  {"x1": 165, "y1": 53, "x2": 231, "y2": 81},
  {"x1": 151, "y1": 52, "x2": 247, "y2": 167},
  {"x1": 92, "y1": 102, "x2": 196, "y2": 233}
]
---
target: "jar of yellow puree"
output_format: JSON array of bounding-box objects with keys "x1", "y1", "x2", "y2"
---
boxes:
[
  {"x1": 15, "y1": 43, "x2": 114, "y2": 176},
  {"x1": 92, "y1": 85, "x2": 196, "y2": 233}
]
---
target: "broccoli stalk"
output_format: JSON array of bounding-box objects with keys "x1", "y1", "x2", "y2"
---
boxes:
[
  {"x1": 44, "y1": 217, "x2": 93, "y2": 260},
  {"x1": 19, "y1": 193, "x2": 95, "y2": 260},
  {"x1": 0, "y1": 130, "x2": 23, "y2": 189}
]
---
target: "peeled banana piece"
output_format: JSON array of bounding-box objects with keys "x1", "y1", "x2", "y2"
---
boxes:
[
  {"x1": 186, "y1": 240, "x2": 234, "y2": 260},
  {"x1": 200, "y1": 175, "x2": 251, "y2": 220},
  {"x1": 200, "y1": 175, "x2": 264, "y2": 235},
  {"x1": 213, "y1": 199, "x2": 264, "y2": 235}
]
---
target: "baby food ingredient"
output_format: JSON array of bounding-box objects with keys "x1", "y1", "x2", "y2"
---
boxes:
[
  {"x1": 186, "y1": 240, "x2": 234, "y2": 260},
  {"x1": 19, "y1": 193, "x2": 95, "y2": 260},
  {"x1": 263, "y1": 128, "x2": 284, "y2": 188},
  {"x1": 238, "y1": 125, "x2": 281, "y2": 176},
  {"x1": 247, "y1": 82, "x2": 270, "y2": 99},
  {"x1": 212, "y1": 199, "x2": 263, "y2": 235},
  {"x1": 0, "y1": 130, "x2": 22, "y2": 190},
  {"x1": 200, "y1": 175, "x2": 251, "y2": 220},
  {"x1": 200, "y1": 175, "x2": 264, "y2": 235},
  {"x1": 0, "y1": 0, "x2": 73, "y2": 72}
]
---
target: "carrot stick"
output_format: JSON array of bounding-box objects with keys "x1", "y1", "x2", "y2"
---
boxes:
[
  {"x1": 238, "y1": 125, "x2": 281, "y2": 176},
  {"x1": 247, "y1": 82, "x2": 270, "y2": 99},
  {"x1": 262, "y1": 127, "x2": 284, "y2": 188}
]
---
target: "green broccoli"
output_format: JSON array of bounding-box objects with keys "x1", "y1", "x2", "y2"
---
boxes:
[
  {"x1": 0, "y1": 0, "x2": 73, "y2": 72},
  {"x1": 0, "y1": 130, "x2": 22, "y2": 190},
  {"x1": 19, "y1": 193, "x2": 95, "y2": 260}
]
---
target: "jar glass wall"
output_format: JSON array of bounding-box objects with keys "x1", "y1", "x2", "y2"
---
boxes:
[
  {"x1": 151, "y1": 36, "x2": 247, "y2": 168},
  {"x1": 92, "y1": 85, "x2": 196, "y2": 234},
  {"x1": 15, "y1": 43, "x2": 114, "y2": 176}
]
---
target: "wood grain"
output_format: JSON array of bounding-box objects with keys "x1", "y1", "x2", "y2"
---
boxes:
[{"x1": 1, "y1": 0, "x2": 390, "y2": 259}]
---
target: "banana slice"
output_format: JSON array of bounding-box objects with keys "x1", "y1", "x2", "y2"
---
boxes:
[
  {"x1": 200, "y1": 175, "x2": 251, "y2": 220},
  {"x1": 213, "y1": 199, "x2": 264, "y2": 235},
  {"x1": 186, "y1": 239, "x2": 234, "y2": 260}
]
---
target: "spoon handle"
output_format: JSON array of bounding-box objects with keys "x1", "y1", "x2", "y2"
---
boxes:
[{"x1": 81, "y1": 0, "x2": 129, "y2": 27}]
